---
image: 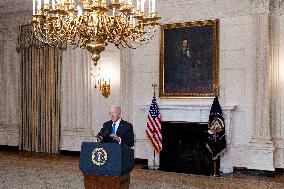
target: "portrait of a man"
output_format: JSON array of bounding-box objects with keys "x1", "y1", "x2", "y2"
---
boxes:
[{"x1": 160, "y1": 19, "x2": 219, "y2": 97}]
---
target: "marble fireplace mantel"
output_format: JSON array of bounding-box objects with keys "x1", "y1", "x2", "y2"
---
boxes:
[{"x1": 140, "y1": 103, "x2": 236, "y2": 122}]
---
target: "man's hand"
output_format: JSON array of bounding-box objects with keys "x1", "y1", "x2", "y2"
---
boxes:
[{"x1": 110, "y1": 134, "x2": 121, "y2": 143}]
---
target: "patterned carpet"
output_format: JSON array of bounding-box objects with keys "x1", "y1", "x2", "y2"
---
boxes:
[
  {"x1": 0, "y1": 155, "x2": 83, "y2": 189},
  {"x1": 0, "y1": 154, "x2": 284, "y2": 189}
]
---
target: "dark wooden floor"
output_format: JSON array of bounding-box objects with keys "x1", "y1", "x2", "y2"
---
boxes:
[{"x1": 0, "y1": 150, "x2": 80, "y2": 162}]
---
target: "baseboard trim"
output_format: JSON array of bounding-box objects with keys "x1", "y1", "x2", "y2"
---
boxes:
[
  {"x1": 0, "y1": 145, "x2": 19, "y2": 151},
  {"x1": 134, "y1": 158, "x2": 148, "y2": 164},
  {"x1": 59, "y1": 150, "x2": 80, "y2": 156},
  {"x1": 134, "y1": 158, "x2": 148, "y2": 169},
  {"x1": 275, "y1": 168, "x2": 284, "y2": 174},
  {"x1": 233, "y1": 167, "x2": 275, "y2": 177}
]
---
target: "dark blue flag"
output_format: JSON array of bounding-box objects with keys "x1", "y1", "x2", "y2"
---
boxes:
[{"x1": 206, "y1": 96, "x2": 226, "y2": 160}]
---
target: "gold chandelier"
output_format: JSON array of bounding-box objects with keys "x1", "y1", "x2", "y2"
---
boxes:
[{"x1": 31, "y1": 0, "x2": 160, "y2": 65}]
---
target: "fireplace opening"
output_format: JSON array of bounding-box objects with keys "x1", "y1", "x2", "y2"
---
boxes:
[{"x1": 160, "y1": 122, "x2": 212, "y2": 175}]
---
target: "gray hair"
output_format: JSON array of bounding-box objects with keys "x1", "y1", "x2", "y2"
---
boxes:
[{"x1": 110, "y1": 105, "x2": 121, "y2": 114}]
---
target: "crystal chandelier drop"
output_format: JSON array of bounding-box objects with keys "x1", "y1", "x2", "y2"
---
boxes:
[{"x1": 31, "y1": 0, "x2": 160, "y2": 65}]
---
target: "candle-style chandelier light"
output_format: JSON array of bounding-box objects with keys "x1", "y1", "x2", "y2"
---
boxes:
[{"x1": 31, "y1": 0, "x2": 160, "y2": 65}]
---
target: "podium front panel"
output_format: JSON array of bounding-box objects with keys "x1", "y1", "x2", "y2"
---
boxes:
[{"x1": 80, "y1": 142, "x2": 133, "y2": 176}]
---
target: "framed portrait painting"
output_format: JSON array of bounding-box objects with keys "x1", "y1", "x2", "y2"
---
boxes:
[{"x1": 159, "y1": 19, "x2": 219, "y2": 98}]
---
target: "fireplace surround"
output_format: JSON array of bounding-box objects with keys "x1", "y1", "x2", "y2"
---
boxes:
[{"x1": 160, "y1": 121, "x2": 212, "y2": 175}]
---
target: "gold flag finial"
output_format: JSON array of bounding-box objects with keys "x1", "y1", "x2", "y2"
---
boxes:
[{"x1": 152, "y1": 83, "x2": 157, "y2": 97}]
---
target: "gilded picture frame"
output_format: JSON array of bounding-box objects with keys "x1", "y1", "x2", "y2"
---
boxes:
[{"x1": 159, "y1": 19, "x2": 219, "y2": 98}]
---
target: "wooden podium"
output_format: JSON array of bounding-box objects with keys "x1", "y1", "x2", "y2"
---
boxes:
[
  {"x1": 79, "y1": 142, "x2": 134, "y2": 189},
  {"x1": 83, "y1": 172, "x2": 130, "y2": 189}
]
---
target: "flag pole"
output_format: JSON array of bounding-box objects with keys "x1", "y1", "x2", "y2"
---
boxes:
[
  {"x1": 153, "y1": 150, "x2": 156, "y2": 168},
  {"x1": 152, "y1": 83, "x2": 157, "y2": 97},
  {"x1": 213, "y1": 159, "x2": 217, "y2": 176},
  {"x1": 152, "y1": 83, "x2": 157, "y2": 169}
]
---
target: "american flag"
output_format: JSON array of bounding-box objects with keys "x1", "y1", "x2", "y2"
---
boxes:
[{"x1": 146, "y1": 96, "x2": 162, "y2": 152}]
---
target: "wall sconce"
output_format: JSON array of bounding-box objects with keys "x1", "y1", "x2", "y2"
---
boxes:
[
  {"x1": 95, "y1": 78, "x2": 111, "y2": 98},
  {"x1": 91, "y1": 62, "x2": 112, "y2": 98}
]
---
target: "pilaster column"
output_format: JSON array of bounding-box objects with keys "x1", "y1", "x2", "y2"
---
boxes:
[
  {"x1": 270, "y1": 5, "x2": 284, "y2": 168},
  {"x1": 248, "y1": 1, "x2": 275, "y2": 171},
  {"x1": 120, "y1": 48, "x2": 133, "y2": 123}
]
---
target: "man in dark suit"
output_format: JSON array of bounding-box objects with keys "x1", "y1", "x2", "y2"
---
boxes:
[
  {"x1": 96, "y1": 105, "x2": 134, "y2": 148},
  {"x1": 177, "y1": 38, "x2": 196, "y2": 91}
]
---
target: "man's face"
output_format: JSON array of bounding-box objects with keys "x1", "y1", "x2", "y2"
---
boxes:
[
  {"x1": 109, "y1": 107, "x2": 120, "y2": 122},
  {"x1": 182, "y1": 40, "x2": 188, "y2": 49}
]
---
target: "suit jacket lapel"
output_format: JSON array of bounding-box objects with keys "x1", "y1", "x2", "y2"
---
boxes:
[
  {"x1": 106, "y1": 121, "x2": 113, "y2": 134},
  {"x1": 116, "y1": 120, "x2": 124, "y2": 135}
]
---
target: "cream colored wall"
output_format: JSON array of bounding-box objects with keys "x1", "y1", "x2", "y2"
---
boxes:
[
  {"x1": 0, "y1": 0, "x2": 284, "y2": 173},
  {"x1": 60, "y1": 46, "x2": 122, "y2": 150},
  {"x1": 0, "y1": 0, "x2": 32, "y2": 146},
  {"x1": 131, "y1": 0, "x2": 284, "y2": 171},
  {"x1": 132, "y1": 0, "x2": 255, "y2": 170}
]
